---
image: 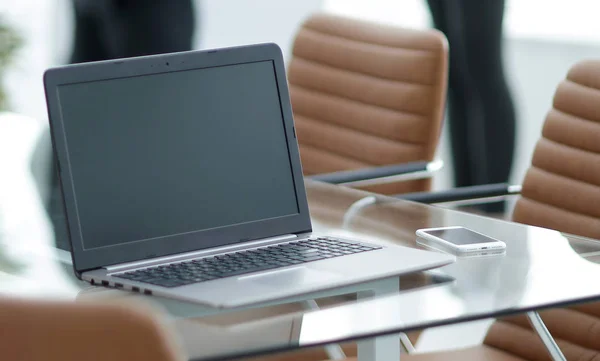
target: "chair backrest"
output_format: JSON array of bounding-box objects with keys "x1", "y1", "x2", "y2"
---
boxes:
[
  {"x1": 0, "y1": 297, "x2": 184, "y2": 361},
  {"x1": 512, "y1": 59, "x2": 600, "y2": 240},
  {"x1": 288, "y1": 13, "x2": 448, "y2": 195},
  {"x1": 484, "y1": 60, "x2": 600, "y2": 360}
]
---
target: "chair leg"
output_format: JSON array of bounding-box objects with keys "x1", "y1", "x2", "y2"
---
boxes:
[
  {"x1": 399, "y1": 333, "x2": 416, "y2": 354},
  {"x1": 526, "y1": 311, "x2": 566, "y2": 361}
]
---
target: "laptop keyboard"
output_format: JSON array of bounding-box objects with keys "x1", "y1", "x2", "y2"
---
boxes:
[{"x1": 114, "y1": 237, "x2": 382, "y2": 288}]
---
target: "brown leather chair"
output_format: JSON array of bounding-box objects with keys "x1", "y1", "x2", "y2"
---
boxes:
[
  {"x1": 0, "y1": 296, "x2": 184, "y2": 361},
  {"x1": 288, "y1": 13, "x2": 448, "y2": 195},
  {"x1": 512, "y1": 59, "x2": 600, "y2": 240},
  {"x1": 476, "y1": 59, "x2": 600, "y2": 360},
  {"x1": 339, "y1": 60, "x2": 600, "y2": 360}
]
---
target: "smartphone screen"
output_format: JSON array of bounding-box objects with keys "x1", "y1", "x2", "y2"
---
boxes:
[{"x1": 424, "y1": 228, "x2": 500, "y2": 245}]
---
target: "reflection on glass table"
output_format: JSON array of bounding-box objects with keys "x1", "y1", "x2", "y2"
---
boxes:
[{"x1": 3, "y1": 116, "x2": 600, "y2": 361}]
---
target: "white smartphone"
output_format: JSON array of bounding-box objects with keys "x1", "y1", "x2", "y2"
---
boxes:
[{"x1": 416, "y1": 226, "x2": 506, "y2": 254}]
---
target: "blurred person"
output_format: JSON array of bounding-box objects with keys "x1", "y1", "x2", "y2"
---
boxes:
[
  {"x1": 426, "y1": 0, "x2": 516, "y2": 213},
  {"x1": 70, "y1": 0, "x2": 196, "y2": 63}
]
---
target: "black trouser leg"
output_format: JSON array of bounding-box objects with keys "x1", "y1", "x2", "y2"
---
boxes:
[
  {"x1": 70, "y1": 0, "x2": 196, "y2": 61},
  {"x1": 96, "y1": 0, "x2": 196, "y2": 58},
  {"x1": 426, "y1": 0, "x2": 516, "y2": 212}
]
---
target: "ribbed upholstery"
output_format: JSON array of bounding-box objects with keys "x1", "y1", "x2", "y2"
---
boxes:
[
  {"x1": 289, "y1": 13, "x2": 448, "y2": 195},
  {"x1": 512, "y1": 59, "x2": 600, "y2": 239},
  {"x1": 480, "y1": 59, "x2": 600, "y2": 361}
]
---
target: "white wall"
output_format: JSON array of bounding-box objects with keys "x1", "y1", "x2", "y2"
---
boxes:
[{"x1": 196, "y1": 0, "x2": 323, "y2": 59}]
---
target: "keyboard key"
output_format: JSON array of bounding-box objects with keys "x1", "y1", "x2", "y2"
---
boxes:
[
  {"x1": 152, "y1": 279, "x2": 187, "y2": 288},
  {"x1": 301, "y1": 255, "x2": 326, "y2": 262}
]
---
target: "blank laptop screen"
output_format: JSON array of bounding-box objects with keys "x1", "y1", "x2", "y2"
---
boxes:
[{"x1": 57, "y1": 61, "x2": 299, "y2": 250}]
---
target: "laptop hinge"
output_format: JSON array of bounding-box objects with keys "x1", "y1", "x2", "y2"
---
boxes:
[{"x1": 104, "y1": 233, "x2": 298, "y2": 272}]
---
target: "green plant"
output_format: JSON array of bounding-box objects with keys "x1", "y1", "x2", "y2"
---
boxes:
[{"x1": 0, "y1": 19, "x2": 21, "y2": 111}]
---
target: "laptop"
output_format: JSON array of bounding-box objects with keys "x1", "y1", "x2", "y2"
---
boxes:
[{"x1": 44, "y1": 43, "x2": 454, "y2": 308}]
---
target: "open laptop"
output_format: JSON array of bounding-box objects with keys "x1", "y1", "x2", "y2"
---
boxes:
[{"x1": 44, "y1": 43, "x2": 454, "y2": 308}]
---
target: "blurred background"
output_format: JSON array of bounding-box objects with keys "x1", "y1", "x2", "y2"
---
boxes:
[{"x1": 1, "y1": 0, "x2": 599, "y2": 192}]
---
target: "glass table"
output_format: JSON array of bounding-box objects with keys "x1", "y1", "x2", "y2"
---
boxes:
[{"x1": 2, "y1": 119, "x2": 600, "y2": 361}]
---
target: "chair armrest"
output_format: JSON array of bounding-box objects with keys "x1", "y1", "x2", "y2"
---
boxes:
[
  {"x1": 308, "y1": 160, "x2": 443, "y2": 187},
  {"x1": 395, "y1": 183, "x2": 522, "y2": 204}
]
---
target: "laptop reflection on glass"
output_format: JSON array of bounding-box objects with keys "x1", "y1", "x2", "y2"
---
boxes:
[{"x1": 44, "y1": 43, "x2": 454, "y2": 308}]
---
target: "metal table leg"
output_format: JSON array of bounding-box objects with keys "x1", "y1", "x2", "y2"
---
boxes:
[
  {"x1": 358, "y1": 334, "x2": 401, "y2": 361},
  {"x1": 343, "y1": 198, "x2": 416, "y2": 358},
  {"x1": 357, "y1": 277, "x2": 403, "y2": 361},
  {"x1": 526, "y1": 311, "x2": 566, "y2": 361}
]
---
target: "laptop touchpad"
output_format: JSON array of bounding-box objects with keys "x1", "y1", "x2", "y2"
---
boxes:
[{"x1": 239, "y1": 267, "x2": 342, "y2": 288}]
